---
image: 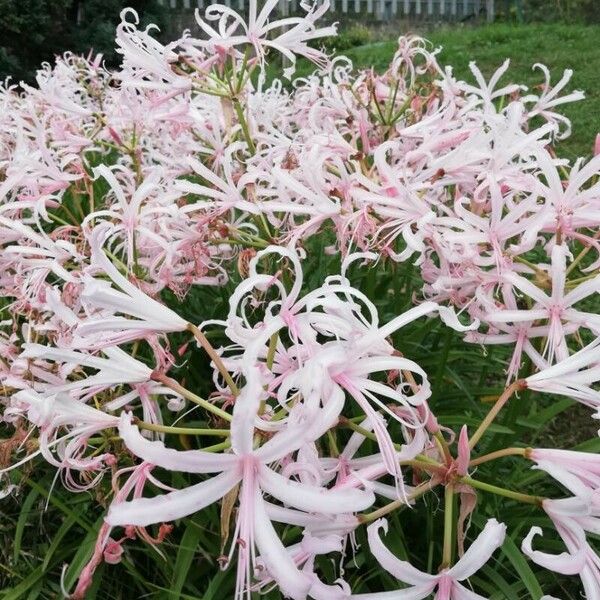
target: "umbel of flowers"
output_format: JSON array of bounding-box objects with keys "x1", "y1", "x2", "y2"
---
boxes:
[{"x1": 1, "y1": 1, "x2": 600, "y2": 598}]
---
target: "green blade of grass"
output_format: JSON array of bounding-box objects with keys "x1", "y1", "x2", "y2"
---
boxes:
[
  {"x1": 500, "y1": 534, "x2": 543, "y2": 600},
  {"x1": 13, "y1": 487, "x2": 40, "y2": 564},
  {"x1": 171, "y1": 520, "x2": 203, "y2": 597}
]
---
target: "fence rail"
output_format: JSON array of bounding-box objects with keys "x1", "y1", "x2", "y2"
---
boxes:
[{"x1": 157, "y1": 0, "x2": 495, "y2": 22}]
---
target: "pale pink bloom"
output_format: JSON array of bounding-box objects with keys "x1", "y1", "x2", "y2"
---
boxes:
[
  {"x1": 116, "y1": 9, "x2": 190, "y2": 93},
  {"x1": 523, "y1": 64, "x2": 585, "y2": 139},
  {"x1": 465, "y1": 290, "x2": 552, "y2": 383},
  {"x1": 75, "y1": 226, "x2": 187, "y2": 347},
  {"x1": 352, "y1": 518, "x2": 506, "y2": 598},
  {"x1": 522, "y1": 497, "x2": 600, "y2": 598},
  {"x1": 487, "y1": 245, "x2": 600, "y2": 364},
  {"x1": 83, "y1": 165, "x2": 173, "y2": 268},
  {"x1": 0, "y1": 215, "x2": 80, "y2": 282},
  {"x1": 535, "y1": 150, "x2": 600, "y2": 250},
  {"x1": 529, "y1": 448, "x2": 600, "y2": 506},
  {"x1": 222, "y1": 246, "x2": 473, "y2": 497},
  {"x1": 194, "y1": 0, "x2": 337, "y2": 78},
  {"x1": 461, "y1": 59, "x2": 524, "y2": 110},
  {"x1": 525, "y1": 338, "x2": 600, "y2": 410},
  {"x1": 176, "y1": 154, "x2": 260, "y2": 215},
  {"x1": 352, "y1": 142, "x2": 436, "y2": 262},
  {"x1": 107, "y1": 368, "x2": 374, "y2": 600},
  {"x1": 19, "y1": 343, "x2": 152, "y2": 396},
  {"x1": 5, "y1": 389, "x2": 118, "y2": 490}
]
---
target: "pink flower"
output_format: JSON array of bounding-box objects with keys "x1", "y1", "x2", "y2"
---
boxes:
[
  {"x1": 75, "y1": 226, "x2": 188, "y2": 347},
  {"x1": 525, "y1": 338, "x2": 600, "y2": 411},
  {"x1": 116, "y1": 9, "x2": 191, "y2": 93},
  {"x1": 523, "y1": 64, "x2": 584, "y2": 139},
  {"x1": 194, "y1": 0, "x2": 337, "y2": 78},
  {"x1": 352, "y1": 518, "x2": 506, "y2": 598},
  {"x1": 522, "y1": 497, "x2": 600, "y2": 597},
  {"x1": 5, "y1": 389, "x2": 118, "y2": 490},
  {"x1": 106, "y1": 368, "x2": 374, "y2": 600},
  {"x1": 529, "y1": 448, "x2": 600, "y2": 506},
  {"x1": 486, "y1": 245, "x2": 600, "y2": 364},
  {"x1": 19, "y1": 343, "x2": 153, "y2": 397}
]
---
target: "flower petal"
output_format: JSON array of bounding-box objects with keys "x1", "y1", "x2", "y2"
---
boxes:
[
  {"x1": 253, "y1": 490, "x2": 312, "y2": 600},
  {"x1": 118, "y1": 413, "x2": 238, "y2": 473},
  {"x1": 521, "y1": 526, "x2": 586, "y2": 575},
  {"x1": 258, "y1": 465, "x2": 374, "y2": 514},
  {"x1": 448, "y1": 518, "x2": 506, "y2": 580},
  {"x1": 366, "y1": 519, "x2": 437, "y2": 586},
  {"x1": 106, "y1": 469, "x2": 241, "y2": 527}
]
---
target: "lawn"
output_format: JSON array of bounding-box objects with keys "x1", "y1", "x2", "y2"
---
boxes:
[{"x1": 339, "y1": 23, "x2": 600, "y2": 160}]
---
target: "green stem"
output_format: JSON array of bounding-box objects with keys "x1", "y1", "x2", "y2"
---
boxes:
[
  {"x1": 202, "y1": 440, "x2": 232, "y2": 452},
  {"x1": 469, "y1": 447, "x2": 529, "y2": 467},
  {"x1": 460, "y1": 476, "x2": 544, "y2": 506},
  {"x1": 266, "y1": 332, "x2": 278, "y2": 371},
  {"x1": 469, "y1": 380, "x2": 525, "y2": 450},
  {"x1": 566, "y1": 232, "x2": 600, "y2": 276},
  {"x1": 441, "y1": 483, "x2": 455, "y2": 569},
  {"x1": 233, "y1": 98, "x2": 256, "y2": 154},
  {"x1": 134, "y1": 419, "x2": 230, "y2": 437},
  {"x1": 153, "y1": 372, "x2": 232, "y2": 423},
  {"x1": 327, "y1": 430, "x2": 340, "y2": 458},
  {"x1": 359, "y1": 481, "x2": 438, "y2": 523},
  {"x1": 566, "y1": 271, "x2": 599, "y2": 288},
  {"x1": 188, "y1": 323, "x2": 240, "y2": 397},
  {"x1": 434, "y1": 431, "x2": 452, "y2": 466}
]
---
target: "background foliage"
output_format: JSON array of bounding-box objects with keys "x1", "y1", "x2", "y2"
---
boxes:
[{"x1": 0, "y1": 0, "x2": 165, "y2": 84}]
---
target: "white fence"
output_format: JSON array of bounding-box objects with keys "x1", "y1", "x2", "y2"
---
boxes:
[{"x1": 158, "y1": 0, "x2": 496, "y2": 22}]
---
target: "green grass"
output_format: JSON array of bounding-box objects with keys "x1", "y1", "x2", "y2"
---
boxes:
[{"x1": 336, "y1": 23, "x2": 600, "y2": 160}]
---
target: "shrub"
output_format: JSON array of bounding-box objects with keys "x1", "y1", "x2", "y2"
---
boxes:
[{"x1": 1, "y1": 2, "x2": 600, "y2": 598}]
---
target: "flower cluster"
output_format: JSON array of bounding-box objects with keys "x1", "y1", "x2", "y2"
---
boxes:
[{"x1": 1, "y1": 1, "x2": 600, "y2": 598}]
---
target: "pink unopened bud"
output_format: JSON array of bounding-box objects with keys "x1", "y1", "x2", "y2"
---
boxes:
[
  {"x1": 416, "y1": 401, "x2": 440, "y2": 434},
  {"x1": 594, "y1": 133, "x2": 600, "y2": 156},
  {"x1": 108, "y1": 127, "x2": 123, "y2": 146},
  {"x1": 456, "y1": 425, "x2": 470, "y2": 476}
]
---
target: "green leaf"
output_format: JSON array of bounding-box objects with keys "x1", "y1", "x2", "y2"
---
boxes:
[
  {"x1": 42, "y1": 512, "x2": 79, "y2": 570},
  {"x1": 500, "y1": 535, "x2": 543, "y2": 600},
  {"x1": 516, "y1": 398, "x2": 573, "y2": 429},
  {"x1": 14, "y1": 487, "x2": 40, "y2": 563},
  {"x1": 171, "y1": 520, "x2": 203, "y2": 597}
]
